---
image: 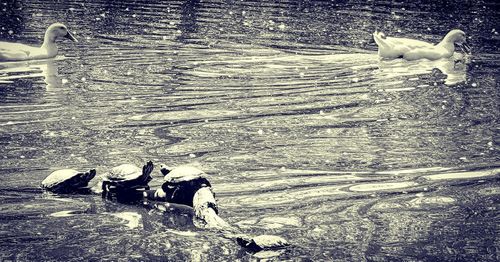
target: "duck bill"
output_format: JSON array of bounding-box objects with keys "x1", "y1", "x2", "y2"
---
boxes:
[
  {"x1": 64, "y1": 31, "x2": 78, "y2": 42},
  {"x1": 459, "y1": 42, "x2": 471, "y2": 54}
]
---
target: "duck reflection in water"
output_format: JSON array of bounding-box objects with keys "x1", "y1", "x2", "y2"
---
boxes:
[
  {"x1": 38, "y1": 59, "x2": 62, "y2": 88},
  {"x1": 375, "y1": 54, "x2": 468, "y2": 85},
  {"x1": 0, "y1": 58, "x2": 63, "y2": 89}
]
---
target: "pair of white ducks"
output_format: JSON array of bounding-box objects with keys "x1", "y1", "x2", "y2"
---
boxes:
[{"x1": 0, "y1": 23, "x2": 470, "y2": 62}]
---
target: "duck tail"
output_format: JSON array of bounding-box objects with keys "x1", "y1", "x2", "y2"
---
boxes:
[{"x1": 373, "y1": 30, "x2": 389, "y2": 48}]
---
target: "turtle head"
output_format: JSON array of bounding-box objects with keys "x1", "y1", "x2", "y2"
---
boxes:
[
  {"x1": 159, "y1": 163, "x2": 171, "y2": 176},
  {"x1": 236, "y1": 235, "x2": 259, "y2": 250},
  {"x1": 142, "y1": 161, "x2": 154, "y2": 177},
  {"x1": 84, "y1": 169, "x2": 97, "y2": 182}
]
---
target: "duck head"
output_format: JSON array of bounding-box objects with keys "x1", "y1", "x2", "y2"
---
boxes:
[
  {"x1": 444, "y1": 29, "x2": 471, "y2": 54},
  {"x1": 44, "y1": 23, "x2": 78, "y2": 44}
]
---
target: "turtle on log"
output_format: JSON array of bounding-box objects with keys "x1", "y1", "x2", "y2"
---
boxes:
[
  {"x1": 99, "y1": 161, "x2": 154, "y2": 200},
  {"x1": 42, "y1": 169, "x2": 96, "y2": 194},
  {"x1": 143, "y1": 164, "x2": 290, "y2": 251},
  {"x1": 41, "y1": 162, "x2": 290, "y2": 252}
]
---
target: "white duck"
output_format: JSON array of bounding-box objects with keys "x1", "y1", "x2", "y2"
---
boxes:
[
  {"x1": 373, "y1": 29, "x2": 470, "y2": 61},
  {"x1": 0, "y1": 23, "x2": 77, "y2": 61}
]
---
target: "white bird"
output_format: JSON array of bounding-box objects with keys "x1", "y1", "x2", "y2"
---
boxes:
[
  {"x1": 373, "y1": 29, "x2": 470, "y2": 61},
  {"x1": 0, "y1": 23, "x2": 77, "y2": 61}
]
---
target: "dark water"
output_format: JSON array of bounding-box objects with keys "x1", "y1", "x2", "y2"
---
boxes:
[{"x1": 0, "y1": 0, "x2": 499, "y2": 261}]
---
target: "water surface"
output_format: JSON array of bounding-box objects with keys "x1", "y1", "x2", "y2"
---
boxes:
[{"x1": 0, "y1": 0, "x2": 499, "y2": 261}]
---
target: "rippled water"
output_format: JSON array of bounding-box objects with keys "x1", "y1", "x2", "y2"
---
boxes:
[{"x1": 0, "y1": 0, "x2": 499, "y2": 261}]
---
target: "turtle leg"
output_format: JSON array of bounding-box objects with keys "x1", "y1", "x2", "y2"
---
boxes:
[
  {"x1": 101, "y1": 181, "x2": 108, "y2": 198},
  {"x1": 102, "y1": 181, "x2": 115, "y2": 199},
  {"x1": 106, "y1": 183, "x2": 115, "y2": 200}
]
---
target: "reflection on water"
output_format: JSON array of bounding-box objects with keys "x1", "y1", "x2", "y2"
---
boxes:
[
  {"x1": 0, "y1": 59, "x2": 62, "y2": 88},
  {"x1": 109, "y1": 211, "x2": 142, "y2": 229},
  {"x1": 0, "y1": 0, "x2": 499, "y2": 261},
  {"x1": 376, "y1": 54, "x2": 468, "y2": 86}
]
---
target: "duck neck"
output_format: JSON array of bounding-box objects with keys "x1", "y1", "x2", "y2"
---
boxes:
[
  {"x1": 41, "y1": 33, "x2": 58, "y2": 57},
  {"x1": 437, "y1": 35, "x2": 455, "y2": 53}
]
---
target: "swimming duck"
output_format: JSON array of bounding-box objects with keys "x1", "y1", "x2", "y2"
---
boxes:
[
  {"x1": 0, "y1": 23, "x2": 77, "y2": 61},
  {"x1": 373, "y1": 29, "x2": 470, "y2": 60}
]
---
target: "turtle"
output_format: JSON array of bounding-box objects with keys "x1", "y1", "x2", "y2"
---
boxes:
[
  {"x1": 142, "y1": 164, "x2": 290, "y2": 251},
  {"x1": 143, "y1": 164, "x2": 213, "y2": 208},
  {"x1": 101, "y1": 161, "x2": 154, "y2": 199},
  {"x1": 236, "y1": 234, "x2": 290, "y2": 252},
  {"x1": 160, "y1": 164, "x2": 208, "y2": 183},
  {"x1": 42, "y1": 169, "x2": 96, "y2": 194}
]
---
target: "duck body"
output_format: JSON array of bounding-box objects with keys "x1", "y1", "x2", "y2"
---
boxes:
[
  {"x1": 0, "y1": 42, "x2": 48, "y2": 61},
  {"x1": 0, "y1": 23, "x2": 77, "y2": 62},
  {"x1": 373, "y1": 29, "x2": 470, "y2": 61}
]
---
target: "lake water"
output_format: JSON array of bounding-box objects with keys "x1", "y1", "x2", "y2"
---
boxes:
[{"x1": 0, "y1": 0, "x2": 499, "y2": 261}]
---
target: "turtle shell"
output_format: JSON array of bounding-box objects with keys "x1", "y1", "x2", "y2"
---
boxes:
[
  {"x1": 163, "y1": 165, "x2": 207, "y2": 183},
  {"x1": 160, "y1": 176, "x2": 212, "y2": 207},
  {"x1": 103, "y1": 161, "x2": 154, "y2": 189},
  {"x1": 42, "y1": 169, "x2": 96, "y2": 194},
  {"x1": 105, "y1": 164, "x2": 142, "y2": 180},
  {"x1": 236, "y1": 235, "x2": 289, "y2": 252}
]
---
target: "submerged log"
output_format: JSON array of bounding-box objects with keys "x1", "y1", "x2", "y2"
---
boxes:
[{"x1": 144, "y1": 184, "x2": 289, "y2": 252}]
